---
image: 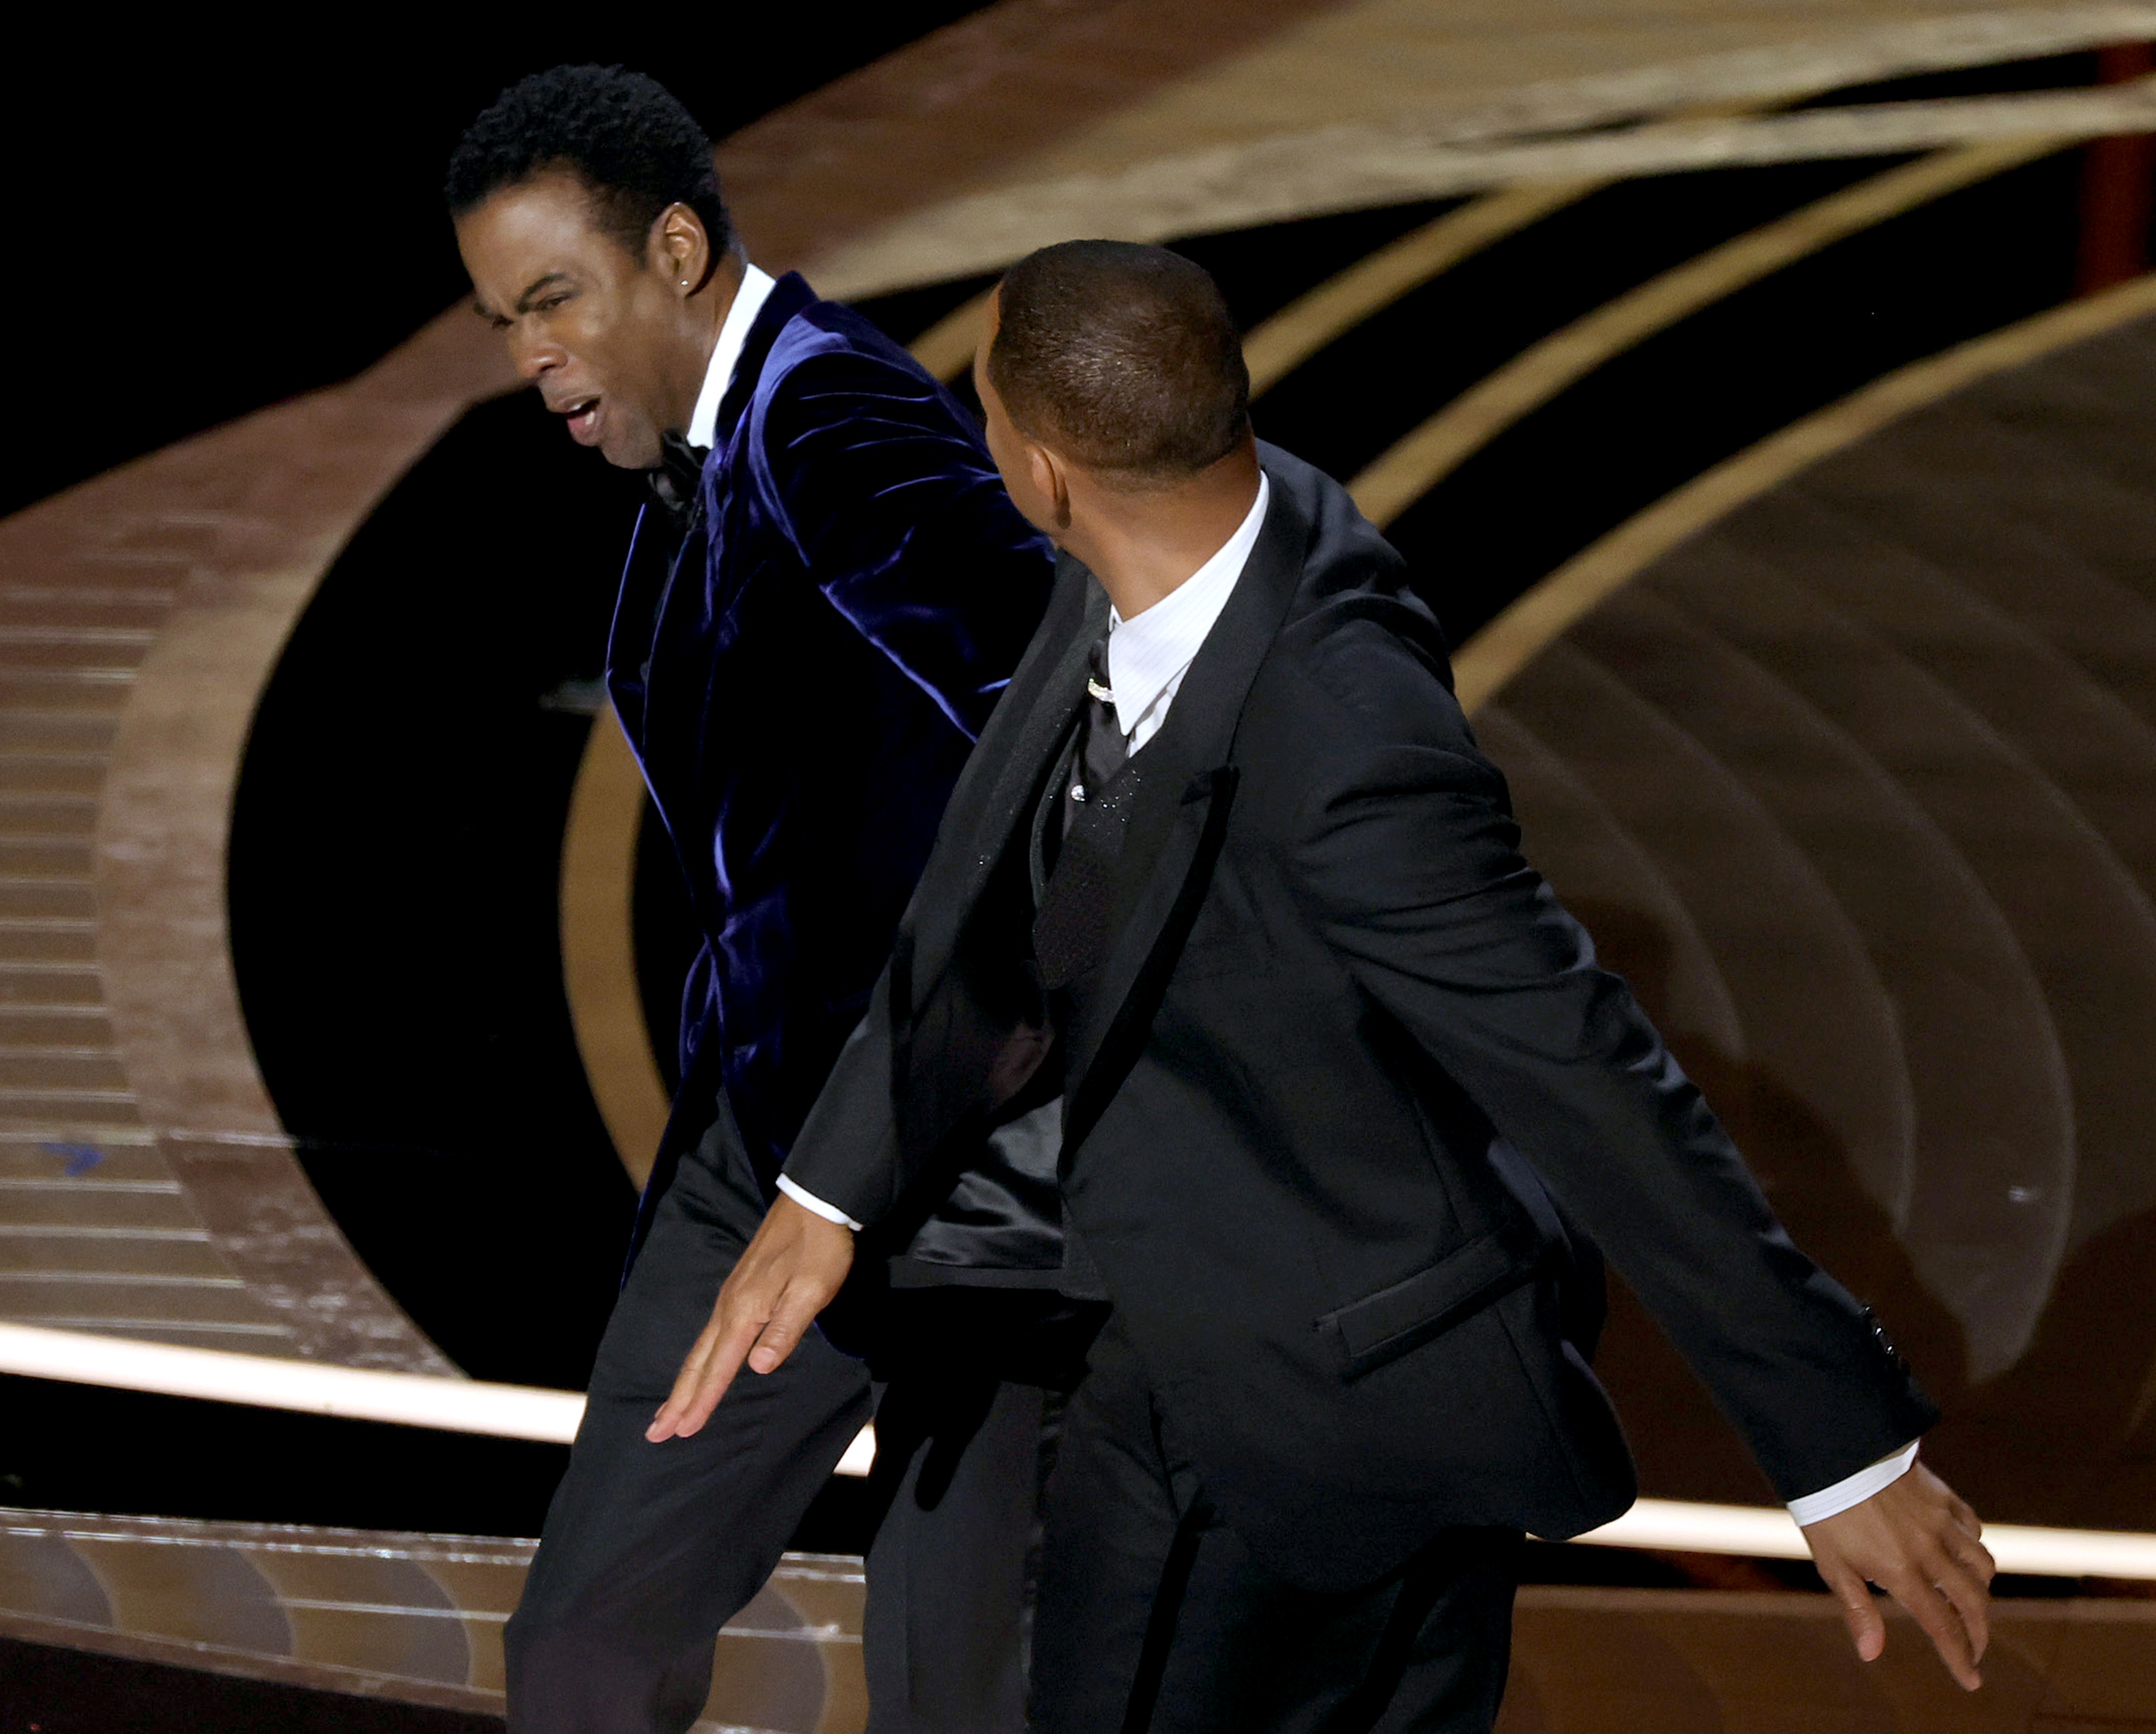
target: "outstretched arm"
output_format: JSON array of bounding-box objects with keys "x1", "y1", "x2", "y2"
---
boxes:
[
  {"x1": 646, "y1": 959, "x2": 912, "y2": 1439},
  {"x1": 1275, "y1": 633, "x2": 1985, "y2": 1682}
]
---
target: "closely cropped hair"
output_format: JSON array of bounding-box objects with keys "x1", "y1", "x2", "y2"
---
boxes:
[
  {"x1": 445, "y1": 65, "x2": 731, "y2": 263},
  {"x1": 988, "y1": 241, "x2": 1250, "y2": 482}
]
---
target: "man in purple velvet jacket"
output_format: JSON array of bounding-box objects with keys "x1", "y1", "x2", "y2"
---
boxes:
[{"x1": 449, "y1": 67, "x2": 1074, "y2": 1734}]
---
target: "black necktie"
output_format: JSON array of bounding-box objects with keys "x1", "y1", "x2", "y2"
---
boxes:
[
  {"x1": 1034, "y1": 635, "x2": 1131, "y2": 990},
  {"x1": 1062, "y1": 637, "x2": 1128, "y2": 845},
  {"x1": 647, "y1": 431, "x2": 709, "y2": 525}
]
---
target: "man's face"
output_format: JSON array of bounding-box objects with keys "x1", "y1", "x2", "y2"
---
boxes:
[
  {"x1": 457, "y1": 174, "x2": 698, "y2": 469},
  {"x1": 973, "y1": 294, "x2": 1061, "y2": 536}
]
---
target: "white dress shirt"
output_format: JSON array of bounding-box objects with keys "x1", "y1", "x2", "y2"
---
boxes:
[
  {"x1": 1103, "y1": 473, "x2": 1270, "y2": 751},
  {"x1": 774, "y1": 467, "x2": 1914, "y2": 1523},
  {"x1": 686, "y1": 263, "x2": 777, "y2": 452}
]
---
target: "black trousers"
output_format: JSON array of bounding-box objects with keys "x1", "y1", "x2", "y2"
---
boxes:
[
  {"x1": 1031, "y1": 1320, "x2": 1521, "y2": 1734},
  {"x1": 505, "y1": 1106, "x2": 1056, "y2": 1734}
]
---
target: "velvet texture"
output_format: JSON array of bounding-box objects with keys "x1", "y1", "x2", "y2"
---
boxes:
[{"x1": 607, "y1": 273, "x2": 1052, "y2": 1258}]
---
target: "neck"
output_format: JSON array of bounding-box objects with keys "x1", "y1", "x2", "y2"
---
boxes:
[
  {"x1": 1062, "y1": 442, "x2": 1263, "y2": 620},
  {"x1": 668, "y1": 250, "x2": 748, "y2": 436}
]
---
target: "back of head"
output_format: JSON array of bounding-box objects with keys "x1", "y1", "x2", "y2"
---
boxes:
[
  {"x1": 445, "y1": 64, "x2": 731, "y2": 260},
  {"x1": 989, "y1": 241, "x2": 1250, "y2": 486}
]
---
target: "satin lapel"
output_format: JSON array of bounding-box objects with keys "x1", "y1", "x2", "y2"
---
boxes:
[
  {"x1": 906, "y1": 560, "x2": 1107, "y2": 980},
  {"x1": 1062, "y1": 472, "x2": 1310, "y2": 1155},
  {"x1": 604, "y1": 501, "x2": 682, "y2": 766}
]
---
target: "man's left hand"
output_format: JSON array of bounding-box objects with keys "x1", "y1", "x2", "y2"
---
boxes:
[
  {"x1": 645, "y1": 1193, "x2": 856, "y2": 1443},
  {"x1": 1802, "y1": 1461, "x2": 1995, "y2": 1690}
]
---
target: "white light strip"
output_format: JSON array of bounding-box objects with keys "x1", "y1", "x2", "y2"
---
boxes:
[
  {"x1": 834, "y1": 1426, "x2": 877, "y2": 1479},
  {"x1": 0, "y1": 1321, "x2": 586, "y2": 1442},
  {"x1": 0, "y1": 1319, "x2": 881, "y2": 1476},
  {"x1": 1568, "y1": 1497, "x2": 2156, "y2": 1580},
  {"x1": 10, "y1": 1322, "x2": 2156, "y2": 1567}
]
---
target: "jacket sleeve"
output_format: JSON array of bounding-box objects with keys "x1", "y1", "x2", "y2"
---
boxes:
[
  {"x1": 780, "y1": 961, "x2": 907, "y2": 1231},
  {"x1": 1272, "y1": 637, "x2": 1938, "y2": 1502},
  {"x1": 752, "y1": 343, "x2": 1053, "y2": 742}
]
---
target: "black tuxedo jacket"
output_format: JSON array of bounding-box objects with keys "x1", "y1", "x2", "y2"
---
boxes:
[{"x1": 786, "y1": 443, "x2": 1937, "y2": 1593}]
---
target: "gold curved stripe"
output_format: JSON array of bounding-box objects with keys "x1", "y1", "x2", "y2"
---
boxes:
[
  {"x1": 912, "y1": 289, "x2": 998, "y2": 383},
  {"x1": 1453, "y1": 269, "x2": 2156, "y2": 716},
  {"x1": 559, "y1": 705, "x2": 669, "y2": 1189},
  {"x1": 906, "y1": 185, "x2": 1610, "y2": 389},
  {"x1": 1242, "y1": 183, "x2": 1601, "y2": 398},
  {"x1": 906, "y1": 101, "x2": 1814, "y2": 394},
  {"x1": 1350, "y1": 134, "x2": 2068, "y2": 529}
]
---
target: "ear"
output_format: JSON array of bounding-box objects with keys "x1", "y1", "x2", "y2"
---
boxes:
[
  {"x1": 1028, "y1": 441, "x2": 1072, "y2": 532},
  {"x1": 652, "y1": 203, "x2": 711, "y2": 295}
]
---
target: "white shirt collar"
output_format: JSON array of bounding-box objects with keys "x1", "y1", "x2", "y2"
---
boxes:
[
  {"x1": 686, "y1": 263, "x2": 777, "y2": 451},
  {"x1": 1106, "y1": 472, "x2": 1269, "y2": 743}
]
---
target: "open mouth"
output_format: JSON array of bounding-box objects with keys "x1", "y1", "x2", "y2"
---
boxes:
[{"x1": 560, "y1": 397, "x2": 602, "y2": 445}]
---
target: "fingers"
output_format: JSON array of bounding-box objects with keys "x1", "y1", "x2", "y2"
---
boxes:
[
  {"x1": 644, "y1": 1197, "x2": 857, "y2": 1443},
  {"x1": 745, "y1": 1278, "x2": 825, "y2": 1376},
  {"x1": 646, "y1": 1305, "x2": 762, "y2": 1442},
  {"x1": 1822, "y1": 1560, "x2": 1887, "y2": 1664},
  {"x1": 1880, "y1": 1562, "x2": 1982, "y2": 1692},
  {"x1": 1931, "y1": 1541, "x2": 1995, "y2": 1670}
]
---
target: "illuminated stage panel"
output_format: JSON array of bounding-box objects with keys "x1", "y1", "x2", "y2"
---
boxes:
[
  {"x1": 0, "y1": 1508, "x2": 865, "y2": 1731},
  {"x1": 1480, "y1": 304, "x2": 2156, "y2": 1534},
  {"x1": 10, "y1": 1509, "x2": 2156, "y2": 1732}
]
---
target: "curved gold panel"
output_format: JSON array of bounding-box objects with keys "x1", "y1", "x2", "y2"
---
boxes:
[
  {"x1": 559, "y1": 709, "x2": 671, "y2": 1191},
  {"x1": 1349, "y1": 135, "x2": 2072, "y2": 529},
  {"x1": 1452, "y1": 271, "x2": 2156, "y2": 714}
]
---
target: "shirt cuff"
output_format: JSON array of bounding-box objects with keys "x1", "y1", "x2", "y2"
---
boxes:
[
  {"x1": 775, "y1": 1174, "x2": 862, "y2": 1233},
  {"x1": 1787, "y1": 1440, "x2": 1920, "y2": 1527}
]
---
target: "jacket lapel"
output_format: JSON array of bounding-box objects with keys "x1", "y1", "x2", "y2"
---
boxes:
[
  {"x1": 884, "y1": 559, "x2": 1102, "y2": 1171},
  {"x1": 605, "y1": 276, "x2": 818, "y2": 814},
  {"x1": 604, "y1": 502, "x2": 680, "y2": 765},
  {"x1": 1062, "y1": 466, "x2": 1308, "y2": 1155},
  {"x1": 905, "y1": 558, "x2": 1107, "y2": 981}
]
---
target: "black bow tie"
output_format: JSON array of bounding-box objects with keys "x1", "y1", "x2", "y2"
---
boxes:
[{"x1": 647, "y1": 431, "x2": 709, "y2": 524}]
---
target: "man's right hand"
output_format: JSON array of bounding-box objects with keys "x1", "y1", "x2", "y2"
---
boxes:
[{"x1": 645, "y1": 1193, "x2": 856, "y2": 1442}]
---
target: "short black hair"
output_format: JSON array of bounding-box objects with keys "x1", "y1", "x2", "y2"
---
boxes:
[
  {"x1": 445, "y1": 65, "x2": 731, "y2": 262},
  {"x1": 988, "y1": 241, "x2": 1249, "y2": 483}
]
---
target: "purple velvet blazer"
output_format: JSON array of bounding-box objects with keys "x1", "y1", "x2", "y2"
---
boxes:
[{"x1": 606, "y1": 273, "x2": 1053, "y2": 1256}]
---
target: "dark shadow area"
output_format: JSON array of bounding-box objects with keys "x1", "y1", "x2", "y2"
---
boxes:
[
  {"x1": 0, "y1": 1637, "x2": 504, "y2": 1734},
  {"x1": 851, "y1": 274, "x2": 1003, "y2": 354},
  {"x1": 634, "y1": 794, "x2": 705, "y2": 1102},
  {"x1": 1247, "y1": 156, "x2": 1902, "y2": 493},
  {"x1": 0, "y1": 1376, "x2": 570, "y2": 1537},
  {"x1": 229, "y1": 390, "x2": 642, "y2": 1390},
  {"x1": 3, "y1": 16, "x2": 995, "y2": 521},
  {"x1": 1797, "y1": 47, "x2": 2099, "y2": 107},
  {"x1": 1931, "y1": 1200, "x2": 2156, "y2": 1530},
  {"x1": 1382, "y1": 148, "x2": 2087, "y2": 645}
]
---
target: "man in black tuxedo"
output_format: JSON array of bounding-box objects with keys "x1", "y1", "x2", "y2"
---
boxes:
[
  {"x1": 449, "y1": 67, "x2": 1086, "y2": 1734},
  {"x1": 654, "y1": 242, "x2": 1996, "y2": 1731}
]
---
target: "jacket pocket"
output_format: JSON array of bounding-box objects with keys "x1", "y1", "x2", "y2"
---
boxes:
[{"x1": 1318, "y1": 1232, "x2": 1536, "y2": 1380}]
